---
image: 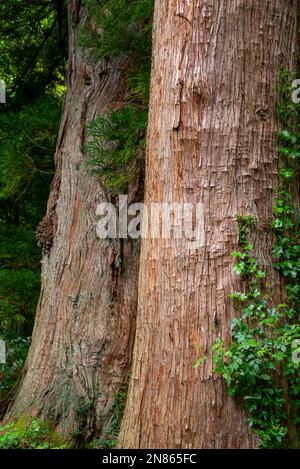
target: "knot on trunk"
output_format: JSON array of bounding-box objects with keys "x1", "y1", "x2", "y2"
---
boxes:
[{"x1": 36, "y1": 210, "x2": 57, "y2": 254}]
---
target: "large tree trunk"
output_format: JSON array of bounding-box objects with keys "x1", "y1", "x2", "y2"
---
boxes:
[
  {"x1": 5, "y1": 0, "x2": 139, "y2": 441},
  {"x1": 119, "y1": 0, "x2": 298, "y2": 449}
]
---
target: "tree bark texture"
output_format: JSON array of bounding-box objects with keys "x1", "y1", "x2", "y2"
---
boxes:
[
  {"x1": 5, "y1": 0, "x2": 139, "y2": 440},
  {"x1": 119, "y1": 0, "x2": 298, "y2": 449}
]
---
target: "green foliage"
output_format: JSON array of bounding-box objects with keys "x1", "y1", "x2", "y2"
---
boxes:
[
  {"x1": 213, "y1": 215, "x2": 300, "y2": 448},
  {"x1": 0, "y1": 96, "x2": 61, "y2": 220},
  {"x1": 273, "y1": 109, "x2": 300, "y2": 288},
  {"x1": 272, "y1": 69, "x2": 299, "y2": 321},
  {"x1": 0, "y1": 216, "x2": 45, "y2": 401},
  {"x1": 82, "y1": 0, "x2": 154, "y2": 194},
  {"x1": 0, "y1": 337, "x2": 31, "y2": 400},
  {"x1": 0, "y1": 270, "x2": 40, "y2": 335},
  {"x1": 0, "y1": 417, "x2": 68, "y2": 449},
  {"x1": 86, "y1": 106, "x2": 147, "y2": 193},
  {"x1": 70, "y1": 397, "x2": 95, "y2": 448},
  {"x1": 0, "y1": 2, "x2": 67, "y2": 407},
  {"x1": 0, "y1": 225, "x2": 40, "y2": 271},
  {"x1": 81, "y1": 0, "x2": 154, "y2": 106},
  {"x1": 0, "y1": 97, "x2": 62, "y2": 395},
  {"x1": 87, "y1": 387, "x2": 127, "y2": 449},
  {"x1": 0, "y1": 0, "x2": 67, "y2": 102},
  {"x1": 195, "y1": 70, "x2": 300, "y2": 448}
]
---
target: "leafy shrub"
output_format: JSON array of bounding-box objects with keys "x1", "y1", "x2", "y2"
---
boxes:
[
  {"x1": 0, "y1": 417, "x2": 68, "y2": 449},
  {"x1": 213, "y1": 216, "x2": 300, "y2": 448}
]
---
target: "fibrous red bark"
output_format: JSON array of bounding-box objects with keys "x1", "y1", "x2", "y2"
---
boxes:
[
  {"x1": 5, "y1": 0, "x2": 139, "y2": 440},
  {"x1": 119, "y1": 0, "x2": 298, "y2": 449}
]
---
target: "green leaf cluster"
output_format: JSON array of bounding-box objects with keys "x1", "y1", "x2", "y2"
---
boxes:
[
  {"x1": 82, "y1": 0, "x2": 154, "y2": 194},
  {"x1": 213, "y1": 216, "x2": 299, "y2": 448},
  {"x1": 0, "y1": 417, "x2": 68, "y2": 449},
  {"x1": 208, "y1": 70, "x2": 300, "y2": 448}
]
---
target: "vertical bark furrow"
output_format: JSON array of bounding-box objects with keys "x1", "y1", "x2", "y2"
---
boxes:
[{"x1": 119, "y1": 0, "x2": 298, "y2": 449}]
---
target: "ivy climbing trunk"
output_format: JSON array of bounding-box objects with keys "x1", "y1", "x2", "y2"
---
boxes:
[
  {"x1": 119, "y1": 0, "x2": 298, "y2": 448},
  {"x1": 5, "y1": 0, "x2": 139, "y2": 441}
]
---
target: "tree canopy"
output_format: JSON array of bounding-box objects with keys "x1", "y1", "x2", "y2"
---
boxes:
[{"x1": 0, "y1": 0, "x2": 67, "y2": 402}]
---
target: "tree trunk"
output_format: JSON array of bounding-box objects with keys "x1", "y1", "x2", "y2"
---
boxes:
[
  {"x1": 119, "y1": 0, "x2": 298, "y2": 449},
  {"x1": 5, "y1": 0, "x2": 139, "y2": 441}
]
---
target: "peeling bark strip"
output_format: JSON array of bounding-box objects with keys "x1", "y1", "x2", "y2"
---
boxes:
[
  {"x1": 119, "y1": 0, "x2": 298, "y2": 449},
  {"x1": 5, "y1": 0, "x2": 140, "y2": 439}
]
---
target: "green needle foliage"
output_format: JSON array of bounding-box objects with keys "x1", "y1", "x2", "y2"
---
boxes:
[
  {"x1": 0, "y1": 0, "x2": 67, "y2": 102},
  {"x1": 211, "y1": 70, "x2": 300, "y2": 448},
  {"x1": 0, "y1": 1, "x2": 67, "y2": 406},
  {"x1": 0, "y1": 96, "x2": 61, "y2": 220},
  {"x1": 86, "y1": 106, "x2": 148, "y2": 194},
  {"x1": 0, "y1": 98, "x2": 62, "y2": 377},
  {"x1": 82, "y1": 0, "x2": 154, "y2": 194}
]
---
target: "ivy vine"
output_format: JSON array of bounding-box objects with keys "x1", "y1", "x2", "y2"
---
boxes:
[{"x1": 207, "y1": 70, "x2": 300, "y2": 448}]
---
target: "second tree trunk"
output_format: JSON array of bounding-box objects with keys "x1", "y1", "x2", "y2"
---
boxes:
[{"x1": 5, "y1": 0, "x2": 139, "y2": 441}]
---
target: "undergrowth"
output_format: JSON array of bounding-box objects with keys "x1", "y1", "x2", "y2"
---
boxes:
[{"x1": 0, "y1": 417, "x2": 69, "y2": 449}]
